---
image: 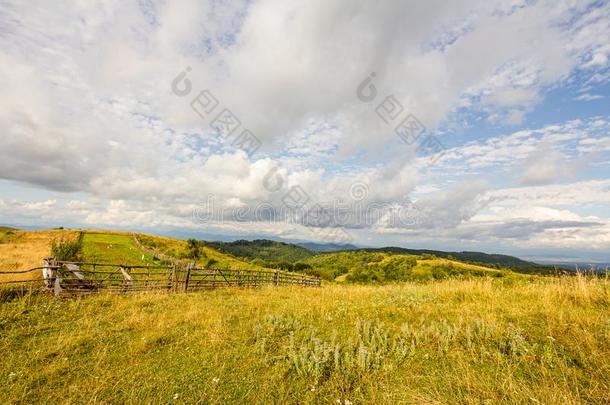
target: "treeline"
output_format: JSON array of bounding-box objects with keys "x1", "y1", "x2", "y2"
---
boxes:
[{"x1": 249, "y1": 258, "x2": 313, "y2": 272}]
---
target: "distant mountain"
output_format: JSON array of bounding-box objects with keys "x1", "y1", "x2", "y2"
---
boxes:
[
  {"x1": 534, "y1": 261, "x2": 610, "y2": 273},
  {"x1": 296, "y1": 242, "x2": 359, "y2": 252},
  {"x1": 205, "y1": 239, "x2": 315, "y2": 262}
]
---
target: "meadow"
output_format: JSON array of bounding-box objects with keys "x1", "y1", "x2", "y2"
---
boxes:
[
  {"x1": 0, "y1": 228, "x2": 79, "y2": 282},
  {"x1": 1, "y1": 276, "x2": 609, "y2": 404},
  {"x1": 1, "y1": 229, "x2": 609, "y2": 403}
]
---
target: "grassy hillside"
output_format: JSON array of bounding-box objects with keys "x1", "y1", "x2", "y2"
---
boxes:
[
  {"x1": 205, "y1": 239, "x2": 315, "y2": 262},
  {"x1": 81, "y1": 233, "x2": 159, "y2": 266},
  {"x1": 1, "y1": 277, "x2": 609, "y2": 403},
  {"x1": 134, "y1": 234, "x2": 272, "y2": 270},
  {"x1": 366, "y1": 247, "x2": 554, "y2": 274},
  {"x1": 0, "y1": 228, "x2": 80, "y2": 282},
  {"x1": 302, "y1": 251, "x2": 514, "y2": 282},
  {"x1": 1, "y1": 230, "x2": 525, "y2": 285},
  {"x1": 1, "y1": 229, "x2": 277, "y2": 280}
]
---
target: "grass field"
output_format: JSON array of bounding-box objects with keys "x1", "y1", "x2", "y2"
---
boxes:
[
  {"x1": 0, "y1": 229, "x2": 79, "y2": 282},
  {"x1": 1, "y1": 229, "x2": 608, "y2": 403},
  {"x1": 1, "y1": 276, "x2": 609, "y2": 404},
  {"x1": 81, "y1": 233, "x2": 159, "y2": 266}
]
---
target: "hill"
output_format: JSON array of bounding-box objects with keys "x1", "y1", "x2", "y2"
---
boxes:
[
  {"x1": 362, "y1": 247, "x2": 554, "y2": 274},
  {"x1": 201, "y1": 237, "x2": 553, "y2": 274},
  {"x1": 1, "y1": 229, "x2": 535, "y2": 285},
  {"x1": 0, "y1": 229, "x2": 275, "y2": 283},
  {"x1": 301, "y1": 250, "x2": 517, "y2": 282},
  {"x1": 205, "y1": 239, "x2": 315, "y2": 262},
  {"x1": 296, "y1": 242, "x2": 359, "y2": 252}
]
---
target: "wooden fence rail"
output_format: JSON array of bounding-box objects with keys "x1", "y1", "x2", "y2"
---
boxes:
[{"x1": 0, "y1": 259, "x2": 320, "y2": 297}]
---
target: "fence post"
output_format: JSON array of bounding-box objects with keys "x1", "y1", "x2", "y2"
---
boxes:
[
  {"x1": 184, "y1": 263, "x2": 193, "y2": 293},
  {"x1": 274, "y1": 270, "x2": 279, "y2": 286},
  {"x1": 42, "y1": 257, "x2": 54, "y2": 289},
  {"x1": 170, "y1": 264, "x2": 176, "y2": 291}
]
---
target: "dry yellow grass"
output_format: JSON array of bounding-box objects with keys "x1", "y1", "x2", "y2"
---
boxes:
[
  {"x1": 1, "y1": 276, "x2": 608, "y2": 403},
  {"x1": 0, "y1": 229, "x2": 79, "y2": 281}
]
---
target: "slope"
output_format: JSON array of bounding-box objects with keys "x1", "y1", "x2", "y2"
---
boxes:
[{"x1": 205, "y1": 239, "x2": 315, "y2": 262}]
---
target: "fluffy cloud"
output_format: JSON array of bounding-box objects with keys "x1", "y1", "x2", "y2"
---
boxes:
[{"x1": 1, "y1": 1, "x2": 610, "y2": 254}]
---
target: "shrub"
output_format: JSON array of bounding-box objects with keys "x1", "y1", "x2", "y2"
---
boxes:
[
  {"x1": 268, "y1": 261, "x2": 294, "y2": 271},
  {"x1": 186, "y1": 238, "x2": 201, "y2": 260},
  {"x1": 50, "y1": 238, "x2": 82, "y2": 261},
  {"x1": 293, "y1": 262, "x2": 312, "y2": 272}
]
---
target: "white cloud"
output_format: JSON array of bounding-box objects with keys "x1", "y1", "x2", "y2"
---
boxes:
[
  {"x1": 575, "y1": 93, "x2": 604, "y2": 101},
  {"x1": 1, "y1": 1, "x2": 610, "y2": 254}
]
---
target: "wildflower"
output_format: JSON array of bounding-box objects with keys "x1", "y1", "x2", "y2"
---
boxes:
[
  {"x1": 173, "y1": 393, "x2": 180, "y2": 400},
  {"x1": 310, "y1": 386, "x2": 316, "y2": 392},
  {"x1": 8, "y1": 372, "x2": 16, "y2": 381},
  {"x1": 212, "y1": 377, "x2": 220, "y2": 384},
  {"x1": 345, "y1": 401, "x2": 352, "y2": 405}
]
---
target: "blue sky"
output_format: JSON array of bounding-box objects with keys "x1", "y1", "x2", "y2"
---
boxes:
[{"x1": 1, "y1": 0, "x2": 609, "y2": 262}]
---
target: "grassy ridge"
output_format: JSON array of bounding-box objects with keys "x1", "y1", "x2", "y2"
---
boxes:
[
  {"x1": 1, "y1": 276, "x2": 609, "y2": 403},
  {"x1": 365, "y1": 247, "x2": 554, "y2": 274},
  {"x1": 205, "y1": 239, "x2": 315, "y2": 262},
  {"x1": 302, "y1": 251, "x2": 515, "y2": 282}
]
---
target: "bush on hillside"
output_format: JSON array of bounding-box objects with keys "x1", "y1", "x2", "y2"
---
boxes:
[
  {"x1": 187, "y1": 239, "x2": 201, "y2": 259},
  {"x1": 293, "y1": 262, "x2": 312, "y2": 272},
  {"x1": 50, "y1": 238, "x2": 82, "y2": 261}
]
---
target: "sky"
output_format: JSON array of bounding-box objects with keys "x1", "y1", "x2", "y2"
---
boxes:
[{"x1": 1, "y1": 0, "x2": 609, "y2": 262}]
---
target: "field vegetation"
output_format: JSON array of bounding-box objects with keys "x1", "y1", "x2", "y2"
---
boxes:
[
  {"x1": 0, "y1": 228, "x2": 79, "y2": 282},
  {"x1": 2, "y1": 228, "x2": 608, "y2": 403},
  {"x1": 1, "y1": 276, "x2": 608, "y2": 403},
  {"x1": 301, "y1": 251, "x2": 514, "y2": 283}
]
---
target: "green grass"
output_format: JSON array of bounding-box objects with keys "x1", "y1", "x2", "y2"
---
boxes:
[
  {"x1": 1, "y1": 276, "x2": 609, "y2": 404},
  {"x1": 81, "y1": 233, "x2": 158, "y2": 266}
]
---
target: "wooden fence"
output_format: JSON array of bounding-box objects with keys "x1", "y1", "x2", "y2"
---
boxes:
[{"x1": 0, "y1": 259, "x2": 321, "y2": 298}]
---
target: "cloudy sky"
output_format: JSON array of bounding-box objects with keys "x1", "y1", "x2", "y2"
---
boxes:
[{"x1": 1, "y1": 0, "x2": 609, "y2": 262}]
